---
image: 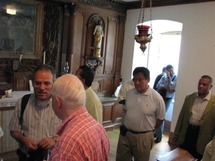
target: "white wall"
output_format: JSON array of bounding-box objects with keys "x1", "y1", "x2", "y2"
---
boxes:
[{"x1": 121, "y1": 2, "x2": 215, "y2": 132}]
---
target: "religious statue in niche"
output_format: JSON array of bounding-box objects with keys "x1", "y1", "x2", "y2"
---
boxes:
[
  {"x1": 93, "y1": 20, "x2": 104, "y2": 57},
  {"x1": 84, "y1": 15, "x2": 104, "y2": 71}
]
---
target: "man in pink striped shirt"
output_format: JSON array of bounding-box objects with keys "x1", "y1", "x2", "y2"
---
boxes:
[{"x1": 49, "y1": 74, "x2": 110, "y2": 161}]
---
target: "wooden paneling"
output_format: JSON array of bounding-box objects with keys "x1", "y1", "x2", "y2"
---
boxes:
[
  {"x1": 103, "y1": 77, "x2": 114, "y2": 95},
  {"x1": 70, "y1": 13, "x2": 85, "y2": 73},
  {"x1": 104, "y1": 17, "x2": 117, "y2": 74},
  {"x1": 103, "y1": 102, "x2": 114, "y2": 129},
  {"x1": 0, "y1": 59, "x2": 38, "y2": 92},
  {"x1": 8, "y1": 72, "x2": 32, "y2": 91},
  {"x1": 101, "y1": 97, "x2": 122, "y2": 131}
]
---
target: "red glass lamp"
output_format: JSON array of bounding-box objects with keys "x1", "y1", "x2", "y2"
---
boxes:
[{"x1": 134, "y1": 0, "x2": 153, "y2": 53}]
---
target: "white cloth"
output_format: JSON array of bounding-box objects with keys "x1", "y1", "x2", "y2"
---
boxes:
[
  {"x1": 114, "y1": 84, "x2": 122, "y2": 97},
  {"x1": 118, "y1": 80, "x2": 134, "y2": 101},
  {"x1": 112, "y1": 79, "x2": 134, "y2": 124},
  {"x1": 0, "y1": 126, "x2": 3, "y2": 137},
  {"x1": 0, "y1": 91, "x2": 33, "y2": 108}
]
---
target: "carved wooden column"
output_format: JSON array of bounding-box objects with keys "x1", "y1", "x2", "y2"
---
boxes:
[
  {"x1": 113, "y1": 16, "x2": 126, "y2": 90},
  {"x1": 42, "y1": 2, "x2": 61, "y2": 74},
  {"x1": 61, "y1": 3, "x2": 78, "y2": 75}
]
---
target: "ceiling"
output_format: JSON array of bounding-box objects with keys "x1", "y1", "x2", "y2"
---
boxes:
[{"x1": 112, "y1": 0, "x2": 215, "y2": 9}]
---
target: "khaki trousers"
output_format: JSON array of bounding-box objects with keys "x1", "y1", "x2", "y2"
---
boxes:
[{"x1": 116, "y1": 131, "x2": 154, "y2": 161}]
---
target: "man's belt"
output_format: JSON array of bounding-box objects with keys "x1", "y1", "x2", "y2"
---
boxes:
[
  {"x1": 188, "y1": 124, "x2": 200, "y2": 130},
  {"x1": 127, "y1": 129, "x2": 153, "y2": 134}
]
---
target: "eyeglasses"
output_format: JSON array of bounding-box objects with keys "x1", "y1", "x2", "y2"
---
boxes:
[{"x1": 33, "y1": 81, "x2": 52, "y2": 88}]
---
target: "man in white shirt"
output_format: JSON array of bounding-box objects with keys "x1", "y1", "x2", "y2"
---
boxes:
[{"x1": 116, "y1": 67, "x2": 165, "y2": 161}]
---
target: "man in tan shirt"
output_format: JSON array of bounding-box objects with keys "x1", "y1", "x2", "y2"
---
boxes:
[{"x1": 75, "y1": 65, "x2": 103, "y2": 123}]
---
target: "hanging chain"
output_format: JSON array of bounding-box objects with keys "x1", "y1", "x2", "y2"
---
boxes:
[
  {"x1": 149, "y1": 0, "x2": 153, "y2": 35},
  {"x1": 137, "y1": 0, "x2": 152, "y2": 25},
  {"x1": 137, "y1": 0, "x2": 145, "y2": 24},
  {"x1": 141, "y1": 0, "x2": 145, "y2": 24},
  {"x1": 146, "y1": 0, "x2": 153, "y2": 62}
]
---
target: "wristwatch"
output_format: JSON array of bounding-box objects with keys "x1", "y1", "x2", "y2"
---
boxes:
[{"x1": 51, "y1": 136, "x2": 58, "y2": 144}]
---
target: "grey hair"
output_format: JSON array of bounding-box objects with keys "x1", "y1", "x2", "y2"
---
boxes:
[{"x1": 52, "y1": 74, "x2": 86, "y2": 108}]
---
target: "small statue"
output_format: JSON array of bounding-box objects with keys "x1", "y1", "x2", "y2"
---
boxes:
[{"x1": 93, "y1": 20, "x2": 103, "y2": 58}]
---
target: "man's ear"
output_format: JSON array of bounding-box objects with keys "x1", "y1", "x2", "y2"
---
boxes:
[
  {"x1": 55, "y1": 96, "x2": 62, "y2": 109},
  {"x1": 79, "y1": 78, "x2": 85, "y2": 84},
  {"x1": 82, "y1": 78, "x2": 86, "y2": 84}
]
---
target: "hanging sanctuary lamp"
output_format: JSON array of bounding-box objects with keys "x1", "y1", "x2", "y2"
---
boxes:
[{"x1": 135, "y1": 0, "x2": 153, "y2": 53}]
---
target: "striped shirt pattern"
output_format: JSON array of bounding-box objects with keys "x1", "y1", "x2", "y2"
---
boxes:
[
  {"x1": 49, "y1": 108, "x2": 110, "y2": 161},
  {"x1": 9, "y1": 94, "x2": 61, "y2": 151}
]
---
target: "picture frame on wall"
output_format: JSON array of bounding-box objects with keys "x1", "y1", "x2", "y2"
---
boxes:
[{"x1": 0, "y1": 0, "x2": 43, "y2": 59}]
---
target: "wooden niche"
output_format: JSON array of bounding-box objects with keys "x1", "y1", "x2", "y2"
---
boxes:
[{"x1": 84, "y1": 14, "x2": 105, "y2": 71}]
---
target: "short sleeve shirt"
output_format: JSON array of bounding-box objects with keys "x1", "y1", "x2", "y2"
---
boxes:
[
  {"x1": 124, "y1": 87, "x2": 165, "y2": 131},
  {"x1": 9, "y1": 94, "x2": 61, "y2": 152}
]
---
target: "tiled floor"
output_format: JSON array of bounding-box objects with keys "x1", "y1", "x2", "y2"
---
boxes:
[{"x1": 107, "y1": 129, "x2": 176, "y2": 161}]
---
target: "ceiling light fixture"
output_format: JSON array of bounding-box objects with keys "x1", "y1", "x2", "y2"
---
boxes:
[
  {"x1": 134, "y1": 0, "x2": 152, "y2": 53},
  {"x1": 6, "y1": 6, "x2": 16, "y2": 15}
]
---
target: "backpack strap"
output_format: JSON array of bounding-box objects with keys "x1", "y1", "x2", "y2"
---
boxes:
[
  {"x1": 172, "y1": 75, "x2": 176, "y2": 82},
  {"x1": 19, "y1": 94, "x2": 31, "y2": 127}
]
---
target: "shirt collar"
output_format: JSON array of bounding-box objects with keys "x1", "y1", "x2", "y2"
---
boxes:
[
  {"x1": 134, "y1": 86, "x2": 150, "y2": 95},
  {"x1": 56, "y1": 108, "x2": 87, "y2": 136},
  {"x1": 196, "y1": 91, "x2": 211, "y2": 101},
  {"x1": 34, "y1": 95, "x2": 52, "y2": 109}
]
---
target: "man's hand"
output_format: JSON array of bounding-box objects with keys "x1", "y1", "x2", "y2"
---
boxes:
[
  {"x1": 167, "y1": 89, "x2": 175, "y2": 93},
  {"x1": 22, "y1": 137, "x2": 38, "y2": 150},
  {"x1": 37, "y1": 137, "x2": 55, "y2": 149},
  {"x1": 10, "y1": 131, "x2": 37, "y2": 150}
]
